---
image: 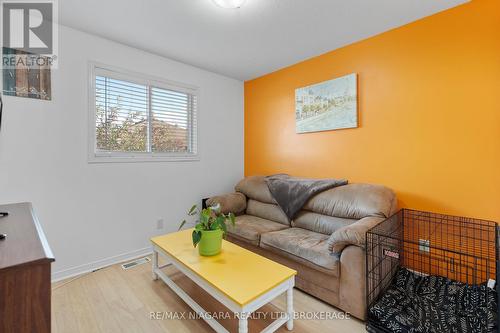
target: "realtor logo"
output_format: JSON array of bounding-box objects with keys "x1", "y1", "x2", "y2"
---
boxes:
[{"x1": 1, "y1": 0, "x2": 57, "y2": 55}]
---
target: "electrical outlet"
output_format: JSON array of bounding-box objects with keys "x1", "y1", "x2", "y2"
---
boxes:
[
  {"x1": 156, "y1": 219, "x2": 164, "y2": 230},
  {"x1": 419, "y1": 239, "x2": 430, "y2": 253}
]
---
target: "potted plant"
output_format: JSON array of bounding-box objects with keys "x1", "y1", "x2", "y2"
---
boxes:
[{"x1": 179, "y1": 203, "x2": 236, "y2": 256}]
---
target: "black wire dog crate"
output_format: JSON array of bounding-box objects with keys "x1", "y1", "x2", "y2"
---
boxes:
[{"x1": 366, "y1": 209, "x2": 498, "y2": 333}]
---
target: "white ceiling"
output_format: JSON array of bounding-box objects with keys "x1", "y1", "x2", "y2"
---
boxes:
[{"x1": 59, "y1": 0, "x2": 468, "y2": 81}]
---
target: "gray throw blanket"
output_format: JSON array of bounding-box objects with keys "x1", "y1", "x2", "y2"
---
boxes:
[{"x1": 265, "y1": 174, "x2": 348, "y2": 221}]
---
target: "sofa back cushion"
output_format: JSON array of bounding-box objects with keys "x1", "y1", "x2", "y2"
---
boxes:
[
  {"x1": 292, "y1": 211, "x2": 356, "y2": 235},
  {"x1": 246, "y1": 199, "x2": 289, "y2": 226},
  {"x1": 235, "y1": 176, "x2": 396, "y2": 221},
  {"x1": 235, "y1": 176, "x2": 275, "y2": 204},
  {"x1": 303, "y1": 183, "x2": 396, "y2": 220}
]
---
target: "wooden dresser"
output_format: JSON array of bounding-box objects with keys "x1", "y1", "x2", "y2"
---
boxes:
[{"x1": 0, "y1": 202, "x2": 55, "y2": 333}]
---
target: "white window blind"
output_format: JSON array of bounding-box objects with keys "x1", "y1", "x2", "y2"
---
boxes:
[
  {"x1": 151, "y1": 87, "x2": 197, "y2": 153},
  {"x1": 91, "y1": 65, "x2": 198, "y2": 162}
]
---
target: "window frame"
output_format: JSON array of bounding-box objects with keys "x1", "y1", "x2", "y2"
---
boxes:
[{"x1": 88, "y1": 62, "x2": 200, "y2": 163}]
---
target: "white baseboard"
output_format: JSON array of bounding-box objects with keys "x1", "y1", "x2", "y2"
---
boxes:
[{"x1": 51, "y1": 247, "x2": 152, "y2": 282}]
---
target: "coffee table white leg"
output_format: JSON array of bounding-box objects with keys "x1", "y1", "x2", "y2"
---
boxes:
[
  {"x1": 238, "y1": 313, "x2": 248, "y2": 333},
  {"x1": 286, "y1": 286, "x2": 294, "y2": 330},
  {"x1": 152, "y1": 248, "x2": 159, "y2": 281}
]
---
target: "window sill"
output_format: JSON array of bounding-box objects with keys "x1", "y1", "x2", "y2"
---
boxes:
[{"x1": 88, "y1": 153, "x2": 200, "y2": 164}]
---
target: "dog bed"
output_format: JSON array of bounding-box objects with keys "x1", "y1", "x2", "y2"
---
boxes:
[{"x1": 368, "y1": 267, "x2": 497, "y2": 333}]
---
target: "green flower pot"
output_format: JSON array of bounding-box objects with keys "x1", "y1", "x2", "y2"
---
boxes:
[{"x1": 198, "y1": 229, "x2": 223, "y2": 256}]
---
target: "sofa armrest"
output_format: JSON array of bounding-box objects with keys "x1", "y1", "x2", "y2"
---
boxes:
[
  {"x1": 327, "y1": 216, "x2": 385, "y2": 254},
  {"x1": 206, "y1": 192, "x2": 247, "y2": 214}
]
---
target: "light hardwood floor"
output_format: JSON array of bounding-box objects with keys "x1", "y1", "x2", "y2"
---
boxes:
[{"x1": 52, "y1": 256, "x2": 365, "y2": 333}]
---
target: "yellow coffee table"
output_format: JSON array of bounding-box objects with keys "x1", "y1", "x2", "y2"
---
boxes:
[{"x1": 151, "y1": 229, "x2": 297, "y2": 333}]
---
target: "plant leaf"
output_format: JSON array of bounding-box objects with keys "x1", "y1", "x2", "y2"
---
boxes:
[
  {"x1": 188, "y1": 204, "x2": 197, "y2": 216},
  {"x1": 219, "y1": 220, "x2": 227, "y2": 234},
  {"x1": 200, "y1": 210, "x2": 209, "y2": 228},
  {"x1": 228, "y1": 213, "x2": 236, "y2": 226},
  {"x1": 210, "y1": 219, "x2": 219, "y2": 230},
  {"x1": 192, "y1": 230, "x2": 202, "y2": 247},
  {"x1": 216, "y1": 215, "x2": 225, "y2": 226},
  {"x1": 178, "y1": 219, "x2": 187, "y2": 231}
]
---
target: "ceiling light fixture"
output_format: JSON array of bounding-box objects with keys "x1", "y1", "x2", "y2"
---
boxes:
[{"x1": 212, "y1": 0, "x2": 246, "y2": 9}]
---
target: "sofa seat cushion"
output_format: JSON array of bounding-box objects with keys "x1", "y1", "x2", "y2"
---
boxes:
[
  {"x1": 260, "y1": 228, "x2": 339, "y2": 275},
  {"x1": 227, "y1": 215, "x2": 289, "y2": 246}
]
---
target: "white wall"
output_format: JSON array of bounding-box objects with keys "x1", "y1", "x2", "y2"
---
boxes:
[{"x1": 0, "y1": 26, "x2": 244, "y2": 280}]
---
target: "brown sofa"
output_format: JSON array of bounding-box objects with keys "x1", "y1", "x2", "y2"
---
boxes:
[{"x1": 207, "y1": 175, "x2": 397, "y2": 320}]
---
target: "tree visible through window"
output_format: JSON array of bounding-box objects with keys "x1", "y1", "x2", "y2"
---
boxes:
[{"x1": 94, "y1": 72, "x2": 197, "y2": 156}]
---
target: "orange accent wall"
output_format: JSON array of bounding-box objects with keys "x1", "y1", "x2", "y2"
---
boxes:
[{"x1": 244, "y1": 0, "x2": 500, "y2": 222}]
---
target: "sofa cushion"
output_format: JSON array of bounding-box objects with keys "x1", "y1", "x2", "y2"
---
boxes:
[
  {"x1": 260, "y1": 228, "x2": 339, "y2": 274},
  {"x1": 304, "y1": 183, "x2": 396, "y2": 219},
  {"x1": 235, "y1": 176, "x2": 275, "y2": 204},
  {"x1": 292, "y1": 211, "x2": 356, "y2": 235},
  {"x1": 227, "y1": 215, "x2": 288, "y2": 246},
  {"x1": 206, "y1": 192, "x2": 246, "y2": 214},
  {"x1": 246, "y1": 199, "x2": 289, "y2": 226}
]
